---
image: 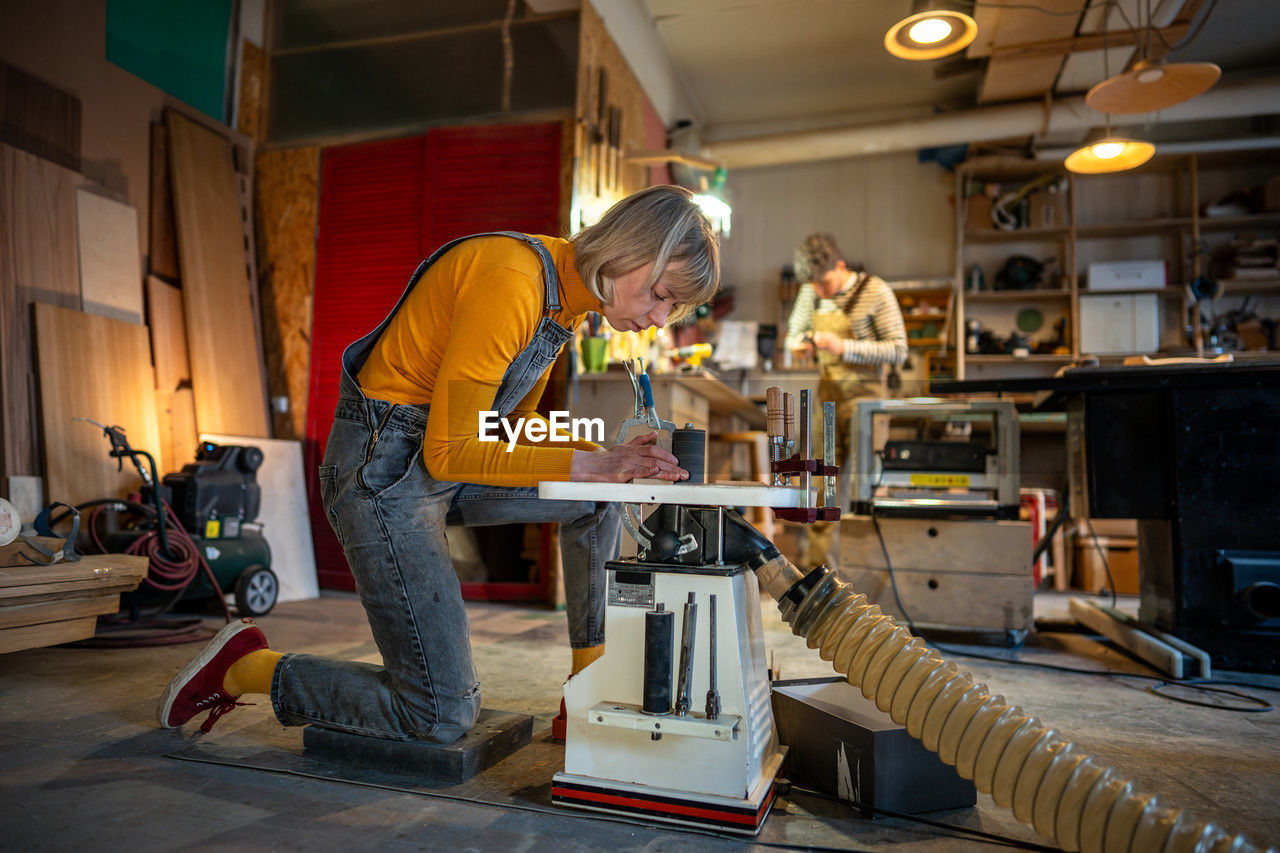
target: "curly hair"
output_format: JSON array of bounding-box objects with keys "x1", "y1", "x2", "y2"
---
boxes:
[{"x1": 793, "y1": 233, "x2": 843, "y2": 285}]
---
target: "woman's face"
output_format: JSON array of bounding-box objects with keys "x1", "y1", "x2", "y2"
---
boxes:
[{"x1": 602, "y1": 260, "x2": 685, "y2": 332}]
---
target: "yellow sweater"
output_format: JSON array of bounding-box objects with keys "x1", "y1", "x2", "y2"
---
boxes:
[{"x1": 357, "y1": 235, "x2": 602, "y2": 487}]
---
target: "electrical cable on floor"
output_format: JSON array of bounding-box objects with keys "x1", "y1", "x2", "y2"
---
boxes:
[
  {"x1": 1080, "y1": 512, "x2": 1118, "y2": 608},
  {"x1": 863, "y1": 467, "x2": 1273, "y2": 714}
]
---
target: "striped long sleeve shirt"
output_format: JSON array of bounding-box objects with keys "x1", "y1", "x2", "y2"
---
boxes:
[{"x1": 785, "y1": 275, "x2": 908, "y2": 366}]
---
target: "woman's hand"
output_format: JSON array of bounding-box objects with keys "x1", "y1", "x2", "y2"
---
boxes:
[
  {"x1": 570, "y1": 432, "x2": 688, "y2": 483},
  {"x1": 812, "y1": 330, "x2": 844, "y2": 354}
]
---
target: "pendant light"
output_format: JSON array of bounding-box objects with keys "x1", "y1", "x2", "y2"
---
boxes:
[
  {"x1": 1086, "y1": 59, "x2": 1221, "y2": 114},
  {"x1": 884, "y1": 2, "x2": 977, "y2": 60},
  {"x1": 1085, "y1": 0, "x2": 1220, "y2": 114},
  {"x1": 1065, "y1": 128, "x2": 1155, "y2": 174}
]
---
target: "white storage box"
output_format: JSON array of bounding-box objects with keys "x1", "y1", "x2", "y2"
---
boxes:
[
  {"x1": 1087, "y1": 260, "x2": 1166, "y2": 291},
  {"x1": 1079, "y1": 293, "x2": 1159, "y2": 354}
]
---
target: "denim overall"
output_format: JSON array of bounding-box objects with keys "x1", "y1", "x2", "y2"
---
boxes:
[{"x1": 271, "y1": 232, "x2": 621, "y2": 743}]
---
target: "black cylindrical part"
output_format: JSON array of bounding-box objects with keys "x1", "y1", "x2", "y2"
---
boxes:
[
  {"x1": 642, "y1": 604, "x2": 675, "y2": 714},
  {"x1": 672, "y1": 427, "x2": 706, "y2": 484}
]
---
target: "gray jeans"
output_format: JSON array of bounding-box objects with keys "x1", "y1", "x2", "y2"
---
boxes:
[{"x1": 270, "y1": 395, "x2": 620, "y2": 742}]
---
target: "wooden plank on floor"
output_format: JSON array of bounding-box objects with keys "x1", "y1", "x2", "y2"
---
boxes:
[
  {"x1": 0, "y1": 594, "x2": 119, "y2": 630},
  {"x1": 0, "y1": 615, "x2": 98, "y2": 654},
  {"x1": 165, "y1": 109, "x2": 269, "y2": 439},
  {"x1": 75, "y1": 187, "x2": 143, "y2": 325},
  {"x1": 34, "y1": 302, "x2": 163, "y2": 507},
  {"x1": 0, "y1": 144, "x2": 84, "y2": 483}
]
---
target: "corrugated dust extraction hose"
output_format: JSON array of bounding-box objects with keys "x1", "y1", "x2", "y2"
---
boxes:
[{"x1": 751, "y1": 555, "x2": 1271, "y2": 853}]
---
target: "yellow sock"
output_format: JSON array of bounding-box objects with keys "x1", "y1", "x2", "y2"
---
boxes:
[
  {"x1": 223, "y1": 649, "x2": 283, "y2": 696},
  {"x1": 571, "y1": 645, "x2": 604, "y2": 675}
]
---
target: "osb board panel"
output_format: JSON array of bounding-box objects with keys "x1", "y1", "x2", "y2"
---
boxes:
[
  {"x1": 237, "y1": 39, "x2": 264, "y2": 142},
  {"x1": 75, "y1": 187, "x2": 143, "y2": 324},
  {"x1": 201, "y1": 433, "x2": 318, "y2": 603},
  {"x1": 254, "y1": 146, "x2": 319, "y2": 441},
  {"x1": 34, "y1": 303, "x2": 163, "y2": 508},
  {"x1": 145, "y1": 276, "x2": 190, "y2": 392},
  {"x1": 147, "y1": 122, "x2": 179, "y2": 282},
  {"x1": 166, "y1": 110, "x2": 269, "y2": 439},
  {"x1": 0, "y1": 144, "x2": 84, "y2": 482}
]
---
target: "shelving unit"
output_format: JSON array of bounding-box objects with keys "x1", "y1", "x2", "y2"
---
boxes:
[
  {"x1": 953, "y1": 148, "x2": 1280, "y2": 378},
  {"x1": 891, "y1": 280, "x2": 954, "y2": 393}
]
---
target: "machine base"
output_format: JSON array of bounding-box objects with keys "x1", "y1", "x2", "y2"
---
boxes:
[{"x1": 551, "y1": 750, "x2": 784, "y2": 835}]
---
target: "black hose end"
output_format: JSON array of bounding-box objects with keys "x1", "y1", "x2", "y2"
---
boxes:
[{"x1": 783, "y1": 564, "x2": 830, "y2": 609}]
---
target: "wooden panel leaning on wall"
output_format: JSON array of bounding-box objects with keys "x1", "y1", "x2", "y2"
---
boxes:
[
  {"x1": 34, "y1": 303, "x2": 163, "y2": 508},
  {"x1": 165, "y1": 110, "x2": 270, "y2": 439},
  {"x1": 0, "y1": 144, "x2": 86, "y2": 487}
]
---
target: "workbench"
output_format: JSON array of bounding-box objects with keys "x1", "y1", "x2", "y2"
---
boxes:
[
  {"x1": 934, "y1": 360, "x2": 1280, "y2": 672},
  {"x1": 571, "y1": 368, "x2": 764, "y2": 439}
]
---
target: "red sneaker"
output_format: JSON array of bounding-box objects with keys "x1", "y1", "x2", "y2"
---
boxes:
[{"x1": 157, "y1": 618, "x2": 268, "y2": 732}]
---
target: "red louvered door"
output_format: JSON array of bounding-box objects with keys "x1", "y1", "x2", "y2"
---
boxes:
[{"x1": 306, "y1": 123, "x2": 563, "y2": 592}]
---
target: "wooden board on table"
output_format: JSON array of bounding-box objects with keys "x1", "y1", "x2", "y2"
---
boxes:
[
  {"x1": 200, "y1": 433, "x2": 319, "y2": 603},
  {"x1": 75, "y1": 187, "x2": 143, "y2": 324},
  {"x1": 34, "y1": 303, "x2": 163, "y2": 508},
  {"x1": 165, "y1": 110, "x2": 269, "y2": 439},
  {"x1": 0, "y1": 144, "x2": 84, "y2": 483}
]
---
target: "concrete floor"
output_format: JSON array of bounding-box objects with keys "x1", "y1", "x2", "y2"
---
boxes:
[{"x1": 1, "y1": 591, "x2": 1278, "y2": 851}]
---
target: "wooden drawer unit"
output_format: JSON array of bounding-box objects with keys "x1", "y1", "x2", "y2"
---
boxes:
[{"x1": 838, "y1": 516, "x2": 1033, "y2": 636}]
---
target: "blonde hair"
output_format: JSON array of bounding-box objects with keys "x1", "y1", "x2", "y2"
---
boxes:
[
  {"x1": 793, "y1": 233, "x2": 843, "y2": 284},
  {"x1": 573, "y1": 185, "x2": 720, "y2": 322}
]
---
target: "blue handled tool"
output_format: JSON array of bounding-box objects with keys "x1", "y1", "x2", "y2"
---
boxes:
[{"x1": 615, "y1": 359, "x2": 675, "y2": 445}]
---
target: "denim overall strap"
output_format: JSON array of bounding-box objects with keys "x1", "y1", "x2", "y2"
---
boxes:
[{"x1": 338, "y1": 231, "x2": 565, "y2": 394}]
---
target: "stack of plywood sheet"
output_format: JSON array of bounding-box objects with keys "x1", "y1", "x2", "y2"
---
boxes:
[{"x1": 0, "y1": 541, "x2": 147, "y2": 653}]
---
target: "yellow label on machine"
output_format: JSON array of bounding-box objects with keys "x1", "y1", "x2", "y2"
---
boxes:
[
  {"x1": 910, "y1": 473, "x2": 971, "y2": 488},
  {"x1": 205, "y1": 519, "x2": 221, "y2": 539}
]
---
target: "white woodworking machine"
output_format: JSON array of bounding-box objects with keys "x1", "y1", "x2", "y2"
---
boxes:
[{"x1": 539, "y1": 388, "x2": 837, "y2": 834}]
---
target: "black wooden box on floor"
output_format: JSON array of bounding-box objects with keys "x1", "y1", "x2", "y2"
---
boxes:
[
  {"x1": 302, "y1": 709, "x2": 533, "y2": 787},
  {"x1": 770, "y1": 678, "x2": 975, "y2": 817}
]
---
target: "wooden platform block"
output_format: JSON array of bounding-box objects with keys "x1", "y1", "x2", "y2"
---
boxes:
[
  {"x1": 838, "y1": 516, "x2": 1033, "y2": 633},
  {"x1": 302, "y1": 709, "x2": 533, "y2": 787}
]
